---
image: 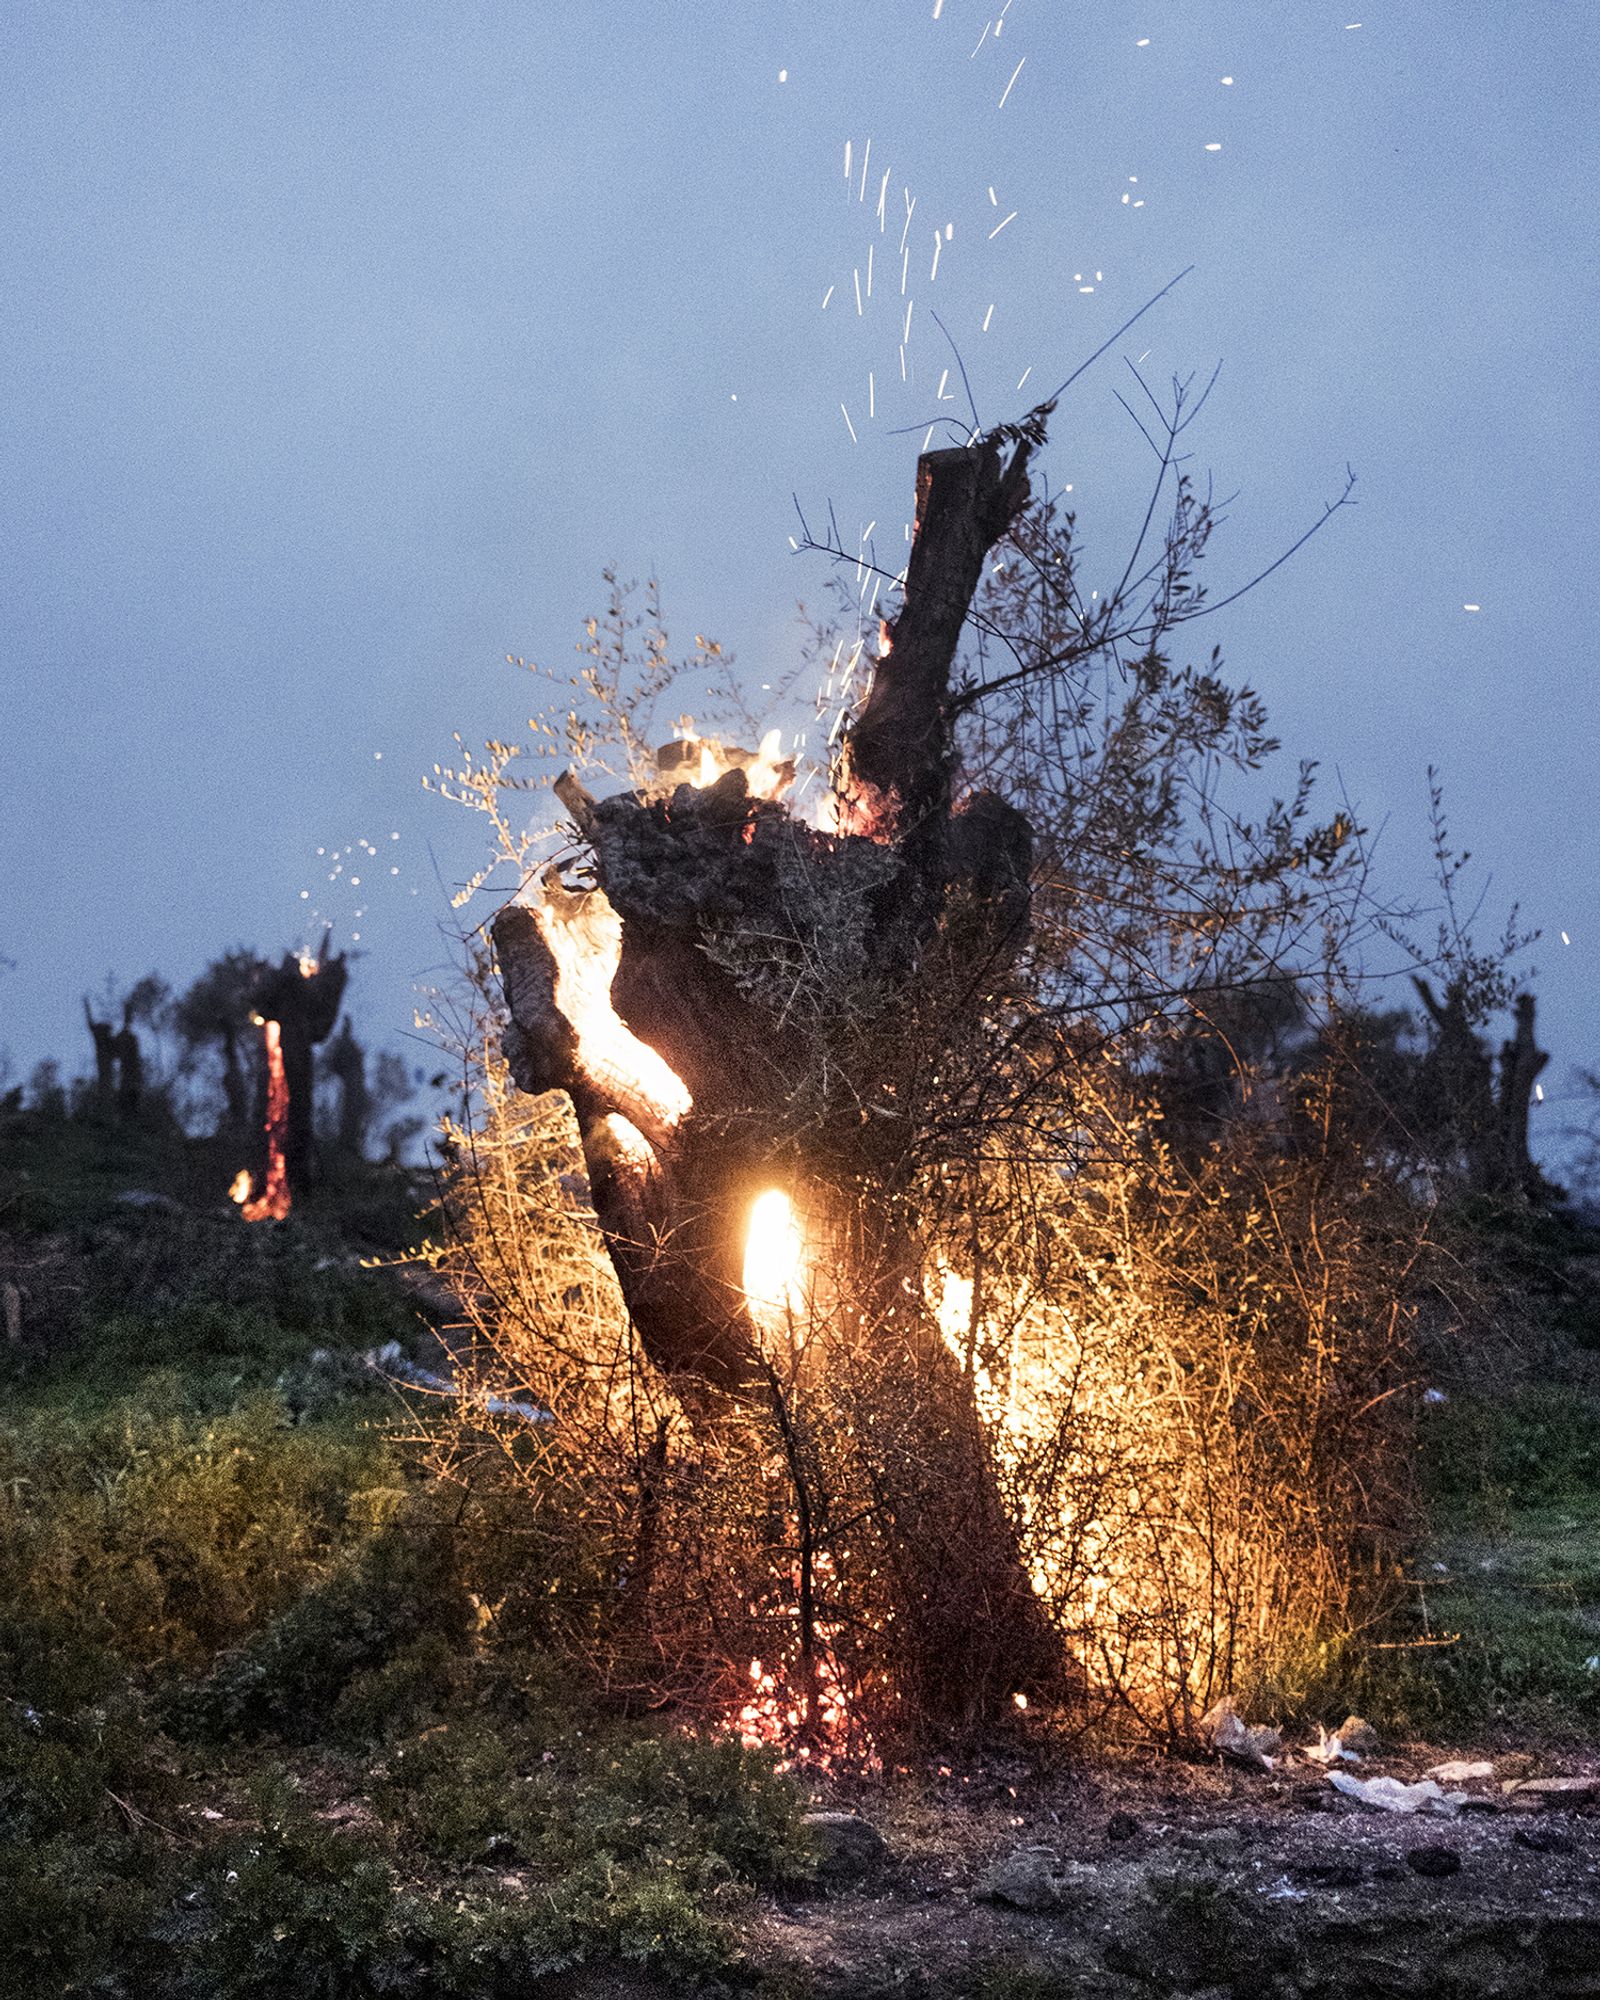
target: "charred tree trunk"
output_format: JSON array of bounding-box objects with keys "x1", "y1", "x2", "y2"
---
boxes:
[
  {"x1": 112, "y1": 1012, "x2": 144, "y2": 1119},
  {"x1": 324, "y1": 1019, "x2": 373, "y2": 1166},
  {"x1": 1496, "y1": 993, "x2": 1551, "y2": 1200},
  {"x1": 494, "y1": 419, "x2": 1064, "y2": 1731},
  {"x1": 84, "y1": 1000, "x2": 116, "y2": 1109},
  {"x1": 218, "y1": 1020, "x2": 249, "y2": 1137},
  {"x1": 251, "y1": 939, "x2": 348, "y2": 1195},
  {"x1": 1414, "y1": 978, "x2": 1552, "y2": 1200}
]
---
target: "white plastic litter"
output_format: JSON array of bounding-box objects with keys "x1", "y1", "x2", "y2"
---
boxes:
[
  {"x1": 1327, "y1": 1772, "x2": 1466, "y2": 1815},
  {"x1": 1304, "y1": 1725, "x2": 1361, "y2": 1765}
]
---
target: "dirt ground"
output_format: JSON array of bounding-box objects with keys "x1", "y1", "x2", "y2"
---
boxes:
[{"x1": 738, "y1": 1741, "x2": 1600, "y2": 1998}]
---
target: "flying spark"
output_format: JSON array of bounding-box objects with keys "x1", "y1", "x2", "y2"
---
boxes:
[
  {"x1": 989, "y1": 209, "x2": 1018, "y2": 239},
  {"x1": 998, "y1": 57, "x2": 1025, "y2": 108}
]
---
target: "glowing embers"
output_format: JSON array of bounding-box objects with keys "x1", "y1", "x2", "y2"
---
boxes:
[
  {"x1": 742, "y1": 1187, "x2": 807, "y2": 1334},
  {"x1": 237, "y1": 1017, "x2": 291, "y2": 1221},
  {"x1": 532, "y1": 878, "x2": 692, "y2": 1135},
  {"x1": 657, "y1": 726, "x2": 795, "y2": 802},
  {"x1": 735, "y1": 1645, "x2": 867, "y2": 1774}
]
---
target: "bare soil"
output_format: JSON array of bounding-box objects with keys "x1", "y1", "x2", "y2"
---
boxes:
[{"x1": 740, "y1": 1745, "x2": 1600, "y2": 1998}]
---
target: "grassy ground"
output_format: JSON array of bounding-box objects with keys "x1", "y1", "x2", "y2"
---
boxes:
[
  {"x1": 3, "y1": 1109, "x2": 1599, "y2": 1997},
  {"x1": 0, "y1": 1117, "x2": 819, "y2": 1998},
  {"x1": 1366, "y1": 1380, "x2": 1600, "y2": 1742}
]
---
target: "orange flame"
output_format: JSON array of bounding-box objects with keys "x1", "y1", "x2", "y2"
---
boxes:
[
  {"x1": 743, "y1": 1188, "x2": 806, "y2": 1333},
  {"x1": 532, "y1": 878, "x2": 692, "y2": 1137},
  {"x1": 240, "y1": 1018, "x2": 291, "y2": 1221},
  {"x1": 661, "y1": 726, "x2": 795, "y2": 803}
]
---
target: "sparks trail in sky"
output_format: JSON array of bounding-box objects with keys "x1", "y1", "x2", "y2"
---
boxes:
[
  {"x1": 804, "y1": 5, "x2": 1378, "y2": 464},
  {"x1": 298, "y1": 810, "x2": 411, "y2": 954}
]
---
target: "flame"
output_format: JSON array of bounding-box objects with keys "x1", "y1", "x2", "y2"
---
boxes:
[
  {"x1": 661, "y1": 725, "x2": 795, "y2": 803},
  {"x1": 533, "y1": 879, "x2": 692, "y2": 1135},
  {"x1": 240, "y1": 1018, "x2": 292, "y2": 1221},
  {"x1": 228, "y1": 1169, "x2": 251, "y2": 1205},
  {"x1": 743, "y1": 1187, "x2": 806, "y2": 1330},
  {"x1": 296, "y1": 951, "x2": 319, "y2": 979},
  {"x1": 931, "y1": 1260, "x2": 975, "y2": 1356},
  {"x1": 594, "y1": 1111, "x2": 659, "y2": 1173},
  {"x1": 745, "y1": 728, "x2": 791, "y2": 800}
]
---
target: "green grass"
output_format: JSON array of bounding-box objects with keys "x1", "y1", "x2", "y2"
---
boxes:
[
  {"x1": 1358, "y1": 1382, "x2": 1600, "y2": 1737},
  {"x1": 0, "y1": 1136, "x2": 814, "y2": 1997}
]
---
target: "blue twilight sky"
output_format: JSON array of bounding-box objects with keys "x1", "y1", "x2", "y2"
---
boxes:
[{"x1": 2, "y1": 3, "x2": 1596, "y2": 1162}]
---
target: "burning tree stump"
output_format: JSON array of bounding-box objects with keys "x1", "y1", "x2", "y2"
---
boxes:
[
  {"x1": 239, "y1": 939, "x2": 348, "y2": 1215},
  {"x1": 493, "y1": 420, "x2": 1065, "y2": 1732}
]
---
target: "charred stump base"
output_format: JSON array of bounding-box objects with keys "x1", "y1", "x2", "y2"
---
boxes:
[{"x1": 493, "y1": 425, "x2": 1072, "y2": 1735}]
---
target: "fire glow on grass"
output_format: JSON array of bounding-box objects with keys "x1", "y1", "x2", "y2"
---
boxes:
[
  {"x1": 734, "y1": 1635, "x2": 867, "y2": 1774},
  {"x1": 236, "y1": 1017, "x2": 291, "y2": 1222}
]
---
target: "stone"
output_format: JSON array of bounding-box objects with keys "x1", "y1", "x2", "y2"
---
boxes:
[
  {"x1": 1289, "y1": 1860, "x2": 1364, "y2": 1888},
  {"x1": 1427, "y1": 1760, "x2": 1495, "y2": 1785},
  {"x1": 1336, "y1": 1715, "x2": 1381, "y2": 1753},
  {"x1": 1104, "y1": 1810, "x2": 1140, "y2": 1843},
  {"x1": 1507, "y1": 1774, "x2": 1600, "y2": 1808},
  {"x1": 1197, "y1": 1695, "x2": 1281, "y2": 1770},
  {"x1": 975, "y1": 1845, "x2": 1097, "y2": 1913},
  {"x1": 801, "y1": 1811, "x2": 887, "y2": 1882},
  {"x1": 1405, "y1": 1845, "x2": 1462, "y2": 1878},
  {"x1": 1513, "y1": 1825, "x2": 1576, "y2": 1855}
]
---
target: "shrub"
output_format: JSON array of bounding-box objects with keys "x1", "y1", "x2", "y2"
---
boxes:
[
  {"x1": 0, "y1": 1393, "x2": 400, "y2": 1691},
  {"x1": 187, "y1": 1518, "x2": 472, "y2": 1742},
  {"x1": 170, "y1": 1779, "x2": 423, "y2": 2000},
  {"x1": 378, "y1": 1711, "x2": 814, "y2": 1891}
]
